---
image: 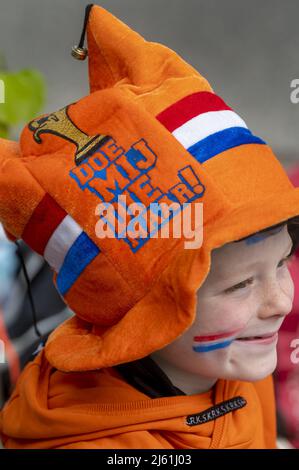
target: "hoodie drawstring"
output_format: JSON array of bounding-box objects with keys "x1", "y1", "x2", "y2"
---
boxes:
[{"x1": 14, "y1": 241, "x2": 45, "y2": 353}]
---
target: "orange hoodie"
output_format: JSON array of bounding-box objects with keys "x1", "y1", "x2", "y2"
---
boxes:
[{"x1": 0, "y1": 350, "x2": 276, "y2": 449}]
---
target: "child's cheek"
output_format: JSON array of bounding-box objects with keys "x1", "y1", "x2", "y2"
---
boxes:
[
  {"x1": 197, "y1": 296, "x2": 251, "y2": 333},
  {"x1": 192, "y1": 298, "x2": 252, "y2": 353},
  {"x1": 279, "y1": 268, "x2": 295, "y2": 303}
]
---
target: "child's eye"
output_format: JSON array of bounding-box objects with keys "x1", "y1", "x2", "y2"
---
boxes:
[
  {"x1": 224, "y1": 278, "x2": 254, "y2": 294},
  {"x1": 277, "y1": 254, "x2": 293, "y2": 268},
  {"x1": 223, "y1": 254, "x2": 295, "y2": 294}
]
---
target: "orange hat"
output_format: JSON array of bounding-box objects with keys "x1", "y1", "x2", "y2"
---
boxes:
[{"x1": 0, "y1": 5, "x2": 299, "y2": 372}]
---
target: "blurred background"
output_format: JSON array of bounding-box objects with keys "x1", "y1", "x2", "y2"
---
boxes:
[{"x1": 0, "y1": 0, "x2": 299, "y2": 448}]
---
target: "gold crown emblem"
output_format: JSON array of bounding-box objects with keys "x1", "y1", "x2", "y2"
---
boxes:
[{"x1": 29, "y1": 106, "x2": 110, "y2": 165}]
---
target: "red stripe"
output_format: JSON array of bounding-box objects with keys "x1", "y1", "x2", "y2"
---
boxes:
[
  {"x1": 194, "y1": 328, "x2": 241, "y2": 342},
  {"x1": 22, "y1": 194, "x2": 66, "y2": 255},
  {"x1": 156, "y1": 91, "x2": 232, "y2": 133}
]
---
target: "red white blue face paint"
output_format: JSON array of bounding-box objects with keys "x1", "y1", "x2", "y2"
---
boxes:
[{"x1": 193, "y1": 328, "x2": 243, "y2": 352}]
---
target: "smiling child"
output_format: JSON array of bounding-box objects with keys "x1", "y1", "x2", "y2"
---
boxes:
[{"x1": 0, "y1": 5, "x2": 299, "y2": 449}]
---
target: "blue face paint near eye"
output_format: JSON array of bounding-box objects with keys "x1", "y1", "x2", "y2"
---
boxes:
[{"x1": 245, "y1": 225, "x2": 284, "y2": 246}]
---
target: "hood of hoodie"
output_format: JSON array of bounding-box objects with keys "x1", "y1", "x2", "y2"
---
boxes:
[{"x1": 0, "y1": 350, "x2": 276, "y2": 449}]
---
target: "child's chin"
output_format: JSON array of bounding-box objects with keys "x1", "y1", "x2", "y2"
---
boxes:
[{"x1": 234, "y1": 356, "x2": 277, "y2": 382}]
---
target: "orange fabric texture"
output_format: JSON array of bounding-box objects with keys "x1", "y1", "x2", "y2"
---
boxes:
[
  {"x1": 0, "y1": 4, "x2": 298, "y2": 448},
  {"x1": 0, "y1": 351, "x2": 276, "y2": 449}
]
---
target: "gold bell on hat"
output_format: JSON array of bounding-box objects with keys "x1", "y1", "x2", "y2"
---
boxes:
[
  {"x1": 71, "y1": 4, "x2": 94, "y2": 61},
  {"x1": 71, "y1": 46, "x2": 88, "y2": 61}
]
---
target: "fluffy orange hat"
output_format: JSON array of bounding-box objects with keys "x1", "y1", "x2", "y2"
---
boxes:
[{"x1": 0, "y1": 5, "x2": 299, "y2": 372}]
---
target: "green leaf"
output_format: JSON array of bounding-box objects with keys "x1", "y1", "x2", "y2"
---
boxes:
[
  {"x1": 0, "y1": 69, "x2": 46, "y2": 127},
  {"x1": 0, "y1": 122, "x2": 8, "y2": 138}
]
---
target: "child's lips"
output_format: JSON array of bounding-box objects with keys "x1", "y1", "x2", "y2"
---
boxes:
[{"x1": 235, "y1": 331, "x2": 278, "y2": 345}]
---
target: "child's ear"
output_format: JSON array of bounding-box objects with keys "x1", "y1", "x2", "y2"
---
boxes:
[
  {"x1": 87, "y1": 5, "x2": 201, "y2": 93},
  {"x1": 0, "y1": 137, "x2": 45, "y2": 241}
]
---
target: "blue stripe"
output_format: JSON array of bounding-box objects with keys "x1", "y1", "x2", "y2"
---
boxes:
[
  {"x1": 57, "y1": 232, "x2": 100, "y2": 296},
  {"x1": 187, "y1": 127, "x2": 266, "y2": 164},
  {"x1": 193, "y1": 339, "x2": 234, "y2": 352}
]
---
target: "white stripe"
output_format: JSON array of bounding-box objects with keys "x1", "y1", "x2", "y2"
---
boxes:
[
  {"x1": 172, "y1": 110, "x2": 248, "y2": 149},
  {"x1": 193, "y1": 335, "x2": 237, "y2": 346},
  {"x1": 44, "y1": 215, "x2": 82, "y2": 272}
]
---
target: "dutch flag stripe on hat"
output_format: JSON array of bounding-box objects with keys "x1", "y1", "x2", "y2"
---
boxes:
[
  {"x1": 156, "y1": 91, "x2": 266, "y2": 163},
  {"x1": 22, "y1": 193, "x2": 100, "y2": 296}
]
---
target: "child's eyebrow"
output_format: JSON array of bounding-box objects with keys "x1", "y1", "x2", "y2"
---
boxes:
[
  {"x1": 242, "y1": 240, "x2": 293, "y2": 269},
  {"x1": 215, "y1": 240, "x2": 294, "y2": 282},
  {"x1": 245, "y1": 226, "x2": 284, "y2": 245}
]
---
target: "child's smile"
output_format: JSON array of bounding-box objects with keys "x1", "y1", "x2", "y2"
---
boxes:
[{"x1": 234, "y1": 331, "x2": 278, "y2": 344}]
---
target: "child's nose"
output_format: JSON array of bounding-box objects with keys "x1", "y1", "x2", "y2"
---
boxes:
[{"x1": 257, "y1": 276, "x2": 294, "y2": 320}]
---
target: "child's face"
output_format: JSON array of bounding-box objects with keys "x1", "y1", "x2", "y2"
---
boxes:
[{"x1": 152, "y1": 224, "x2": 294, "y2": 383}]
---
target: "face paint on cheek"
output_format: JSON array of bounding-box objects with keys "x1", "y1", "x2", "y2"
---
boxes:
[{"x1": 192, "y1": 328, "x2": 243, "y2": 353}]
